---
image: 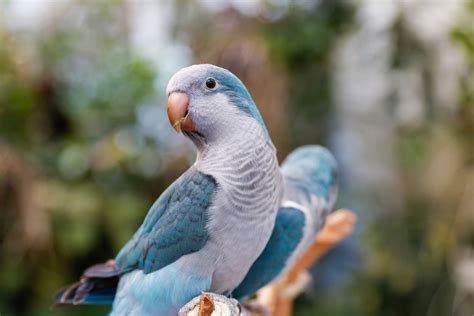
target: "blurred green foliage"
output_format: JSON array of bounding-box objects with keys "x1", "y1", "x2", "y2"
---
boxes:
[
  {"x1": 0, "y1": 1, "x2": 473, "y2": 316},
  {"x1": 0, "y1": 2, "x2": 163, "y2": 315},
  {"x1": 452, "y1": 0, "x2": 474, "y2": 142},
  {"x1": 262, "y1": 1, "x2": 354, "y2": 147}
]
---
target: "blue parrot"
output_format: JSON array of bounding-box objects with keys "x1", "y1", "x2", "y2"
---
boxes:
[
  {"x1": 54, "y1": 64, "x2": 284, "y2": 315},
  {"x1": 232, "y1": 145, "x2": 338, "y2": 300}
]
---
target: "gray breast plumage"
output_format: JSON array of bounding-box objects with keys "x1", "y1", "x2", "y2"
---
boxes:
[{"x1": 195, "y1": 118, "x2": 283, "y2": 293}]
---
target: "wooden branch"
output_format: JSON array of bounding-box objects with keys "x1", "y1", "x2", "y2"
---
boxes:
[
  {"x1": 179, "y1": 292, "x2": 249, "y2": 316},
  {"x1": 180, "y1": 209, "x2": 357, "y2": 316},
  {"x1": 198, "y1": 293, "x2": 215, "y2": 316}
]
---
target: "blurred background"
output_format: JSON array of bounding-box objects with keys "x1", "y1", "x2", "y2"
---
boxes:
[{"x1": 0, "y1": 0, "x2": 473, "y2": 315}]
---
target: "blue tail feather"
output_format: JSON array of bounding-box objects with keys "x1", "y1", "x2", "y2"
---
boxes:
[{"x1": 53, "y1": 261, "x2": 120, "y2": 307}]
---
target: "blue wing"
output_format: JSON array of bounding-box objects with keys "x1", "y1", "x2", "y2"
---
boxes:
[
  {"x1": 115, "y1": 168, "x2": 218, "y2": 273},
  {"x1": 54, "y1": 168, "x2": 217, "y2": 307},
  {"x1": 233, "y1": 145, "x2": 338, "y2": 300}
]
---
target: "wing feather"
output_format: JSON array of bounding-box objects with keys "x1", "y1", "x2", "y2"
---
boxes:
[{"x1": 115, "y1": 168, "x2": 217, "y2": 274}]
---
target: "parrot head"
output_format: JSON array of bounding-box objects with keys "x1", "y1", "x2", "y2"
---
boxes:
[{"x1": 166, "y1": 64, "x2": 269, "y2": 146}]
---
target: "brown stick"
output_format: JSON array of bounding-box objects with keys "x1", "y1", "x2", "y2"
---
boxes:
[
  {"x1": 180, "y1": 292, "x2": 243, "y2": 316},
  {"x1": 198, "y1": 293, "x2": 215, "y2": 316}
]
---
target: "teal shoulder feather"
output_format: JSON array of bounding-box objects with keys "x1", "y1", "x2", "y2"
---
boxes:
[{"x1": 115, "y1": 169, "x2": 217, "y2": 274}]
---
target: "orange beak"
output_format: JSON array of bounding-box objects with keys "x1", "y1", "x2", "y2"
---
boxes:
[{"x1": 167, "y1": 92, "x2": 195, "y2": 133}]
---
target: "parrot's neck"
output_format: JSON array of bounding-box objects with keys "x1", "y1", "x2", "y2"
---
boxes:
[
  {"x1": 193, "y1": 117, "x2": 275, "y2": 170},
  {"x1": 192, "y1": 115, "x2": 283, "y2": 212}
]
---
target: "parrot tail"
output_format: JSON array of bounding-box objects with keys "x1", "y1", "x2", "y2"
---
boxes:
[{"x1": 52, "y1": 260, "x2": 121, "y2": 307}]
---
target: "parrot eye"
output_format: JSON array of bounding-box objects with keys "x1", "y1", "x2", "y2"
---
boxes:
[{"x1": 205, "y1": 78, "x2": 217, "y2": 90}]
